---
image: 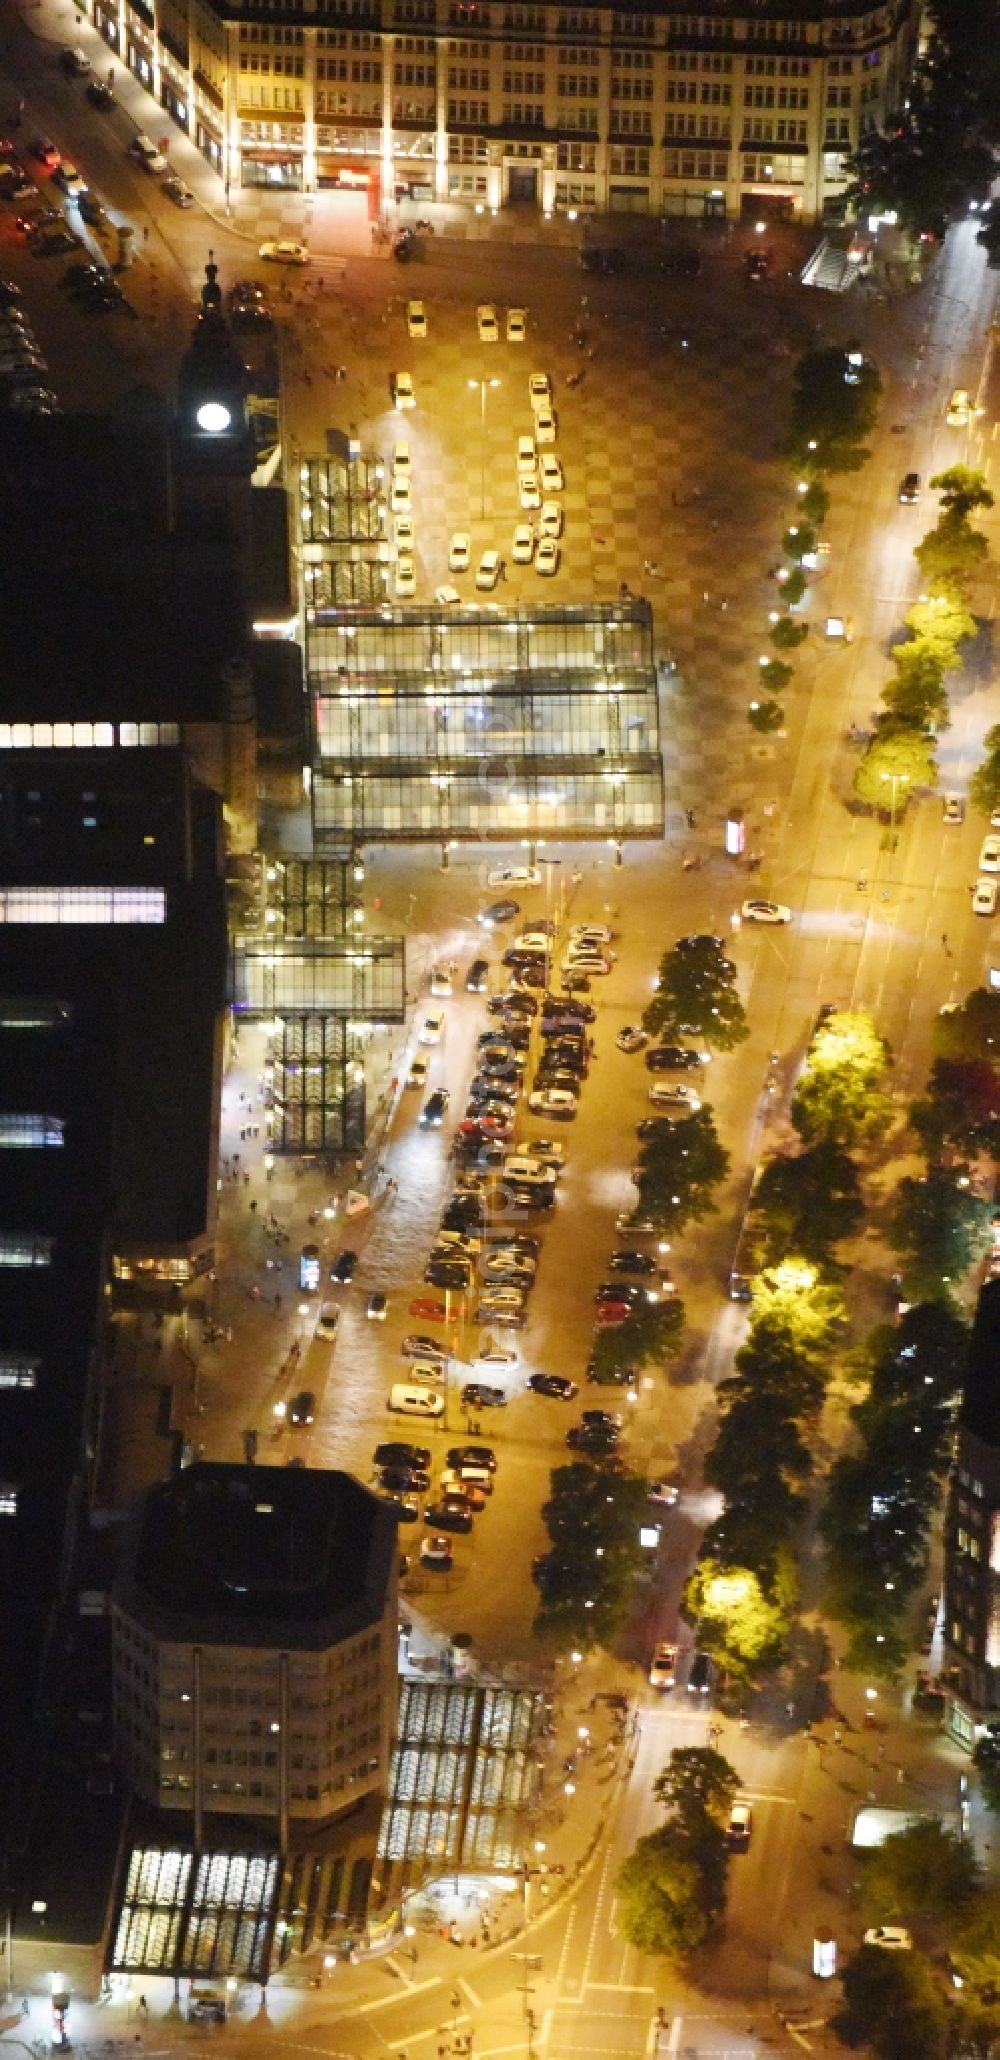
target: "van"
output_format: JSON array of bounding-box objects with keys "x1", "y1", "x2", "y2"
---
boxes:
[
  {"x1": 62, "y1": 46, "x2": 91, "y2": 74},
  {"x1": 388, "y1": 1383, "x2": 445, "y2": 1419},
  {"x1": 451, "y1": 1463, "x2": 494, "y2": 1495},
  {"x1": 130, "y1": 133, "x2": 169, "y2": 174},
  {"x1": 502, "y1": 1155, "x2": 556, "y2": 1186}
]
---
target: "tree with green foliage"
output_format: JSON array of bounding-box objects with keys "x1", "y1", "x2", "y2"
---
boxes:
[
  {"x1": 705, "y1": 1391, "x2": 812, "y2": 1503},
  {"x1": 886, "y1": 1168, "x2": 991, "y2": 1300},
  {"x1": 835, "y1": 1944, "x2": 949, "y2": 2060},
  {"x1": 643, "y1": 933, "x2": 749, "y2": 1051},
  {"x1": 799, "y1": 480, "x2": 830, "y2": 524},
  {"x1": 750, "y1": 1261, "x2": 846, "y2": 1352},
  {"x1": 906, "y1": 592, "x2": 977, "y2": 658},
  {"x1": 533, "y1": 1460, "x2": 649, "y2": 1652},
  {"x1": 972, "y1": 1726, "x2": 1000, "y2": 1816},
  {"x1": 770, "y1": 617, "x2": 808, "y2": 651},
  {"x1": 910, "y1": 1057, "x2": 1000, "y2": 1158},
  {"x1": 786, "y1": 346, "x2": 881, "y2": 471},
  {"x1": 614, "y1": 1826, "x2": 723, "y2": 1959},
  {"x1": 792, "y1": 1009, "x2": 891, "y2": 1149},
  {"x1": 632, "y1": 1106, "x2": 729, "y2": 1233},
  {"x1": 758, "y1": 658, "x2": 794, "y2": 694},
  {"x1": 863, "y1": 1818, "x2": 979, "y2": 1927},
  {"x1": 970, "y1": 727, "x2": 1000, "y2": 818},
  {"x1": 914, "y1": 511, "x2": 989, "y2": 595},
  {"x1": 653, "y1": 1747, "x2": 741, "y2": 1829},
  {"x1": 751, "y1": 1143, "x2": 863, "y2": 1267},
  {"x1": 747, "y1": 699, "x2": 784, "y2": 735},
  {"x1": 883, "y1": 642, "x2": 950, "y2": 733},
  {"x1": 933, "y1": 987, "x2": 1000, "y2": 1064},
  {"x1": 684, "y1": 1554, "x2": 796, "y2": 1678},
  {"x1": 845, "y1": 0, "x2": 1000, "y2": 243},
  {"x1": 853, "y1": 725, "x2": 938, "y2": 811},
  {"x1": 728, "y1": 1318, "x2": 828, "y2": 1414},
  {"x1": 781, "y1": 524, "x2": 817, "y2": 562},
  {"x1": 781, "y1": 567, "x2": 806, "y2": 605},
  {"x1": 929, "y1": 465, "x2": 994, "y2": 523},
  {"x1": 953, "y1": 1885, "x2": 1000, "y2": 1997},
  {"x1": 586, "y1": 1296, "x2": 685, "y2": 1384}
]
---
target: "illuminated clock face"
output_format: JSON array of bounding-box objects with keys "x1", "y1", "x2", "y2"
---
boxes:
[{"x1": 196, "y1": 400, "x2": 232, "y2": 434}]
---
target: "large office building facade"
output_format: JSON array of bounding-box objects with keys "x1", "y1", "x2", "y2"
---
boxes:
[
  {"x1": 943, "y1": 1281, "x2": 1000, "y2": 1751},
  {"x1": 82, "y1": 0, "x2": 918, "y2": 225}
]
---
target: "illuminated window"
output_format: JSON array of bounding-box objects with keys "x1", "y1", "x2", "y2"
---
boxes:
[
  {"x1": 0, "y1": 1233, "x2": 53, "y2": 1267},
  {"x1": 0, "y1": 1114, "x2": 64, "y2": 1148},
  {"x1": 0, "y1": 998, "x2": 73, "y2": 1030},
  {"x1": 0, "y1": 1483, "x2": 18, "y2": 1516},
  {"x1": 0, "y1": 888, "x2": 166, "y2": 924},
  {"x1": 0, "y1": 1355, "x2": 39, "y2": 1388}
]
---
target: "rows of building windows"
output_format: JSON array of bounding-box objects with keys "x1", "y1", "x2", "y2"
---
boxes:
[
  {"x1": 0, "y1": 888, "x2": 166, "y2": 925},
  {"x1": 0, "y1": 1114, "x2": 64, "y2": 1149},
  {"x1": 0, "y1": 721, "x2": 180, "y2": 749},
  {"x1": 0, "y1": 1355, "x2": 40, "y2": 1388}
]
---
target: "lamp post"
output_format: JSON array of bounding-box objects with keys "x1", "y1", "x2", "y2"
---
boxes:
[{"x1": 469, "y1": 377, "x2": 501, "y2": 521}]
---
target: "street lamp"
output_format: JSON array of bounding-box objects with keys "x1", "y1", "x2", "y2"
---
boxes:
[{"x1": 469, "y1": 377, "x2": 501, "y2": 521}]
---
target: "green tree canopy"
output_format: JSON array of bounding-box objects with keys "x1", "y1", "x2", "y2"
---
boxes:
[
  {"x1": 929, "y1": 465, "x2": 994, "y2": 523},
  {"x1": 835, "y1": 1944, "x2": 949, "y2": 2060},
  {"x1": 862, "y1": 1818, "x2": 979, "y2": 1927},
  {"x1": 705, "y1": 1390, "x2": 812, "y2": 1502},
  {"x1": 585, "y1": 1295, "x2": 686, "y2": 1384},
  {"x1": 970, "y1": 729, "x2": 1000, "y2": 818},
  {"x1": 786, "y1": 346, "x2": 881, "y2": 470},
  {"x1": 683, "y1": 1554, "x2": 797, "y2": 1678},
  {"x1": 750, "y1": 1143, "x2": 863, "y2": 1266},
  {"x1": 653, "y1": 1746, "x2": 741, "y2": 1829},
  {"x1": 886, "y1": 1168, "x2": 992, "y2": 1300},
  {"x1": 632, "y1": 1106, "x2": 730, "y2": 1232},
  {"x1": 614, "y1": 1826, "x2": 724, "y2": 1959},
  {"x1": 933, "y1": 987, "x2": 1000, "y2": 1064},
  {"x1": 749, "y1": 1261, "x2": 845, "y2": 1357},
  {"x1": 792, "y1": 1009, "x2": 892, "y2": 1148},
  {"x1": 914, "y1": 510, "x2": 990, "y2": 595},
  {"x1": 533, "y1": 1460, "x2": 649, "y2": 1651},
  {"x1": 972, "y1": 1726, "x2": 1000, "y2": 1816},
  {"x1": 852, "y1": 725, "x2": 939, "y2": 811},
  {"x1": 643, "y1": 933, "x2": 749, "y2": 1051},
  {"x1": 883, "y1": 641, "x2": 950, "y2": 732}
]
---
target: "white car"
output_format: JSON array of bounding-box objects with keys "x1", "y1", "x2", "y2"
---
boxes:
[
  {"x1": 649, "y1": 1082, "x2": 701, "y2": 1111},
  {"x1": 407, "y1": 299, "x2": 427, "y2": 340},
  {"x1": 394, "y1": 512, "x2": 414, "y2": 552},
  {"x1": 863, "y1": 1926, "x2": 912, "y2": 1952},
  {"x1": 476, "y1": 550, "x2": 500, "y2": 591},
  {"x1": 477, "y1": 1284, "x2": 525, "y2": 1311},
  {"x1": 540, "y1": 501, "x2": 563, "y2": 540},
  {"x1": 408, "y1": 1053, "x2": 429, "y2": 1087},
  {"x1": 979, "y1": 835, "x2": 1000, "y2": 873},
  {"x1": 946, "y1": 388, "x2": 971, "y2": 427},
  {"x1": 523, "y1": 1138, "x2": 566, "y2": 1165},
  {"x1": 449, "y1": 532, "x2": 471, "y2": 573},
  {"x1": 540, "y1": 453, "x2": 564, "y2": 493},
  {"x1": 54, "y1": 161, "x2": 86, "y2": 197},
  {"x1": 419, "y1": 1012, "x2": 445, "y2": 1044},
  {"x1": 649, "y1": 1641, "x2": 678, "y2": 1690},
  {"x1": 408, "y1": 1360, "x2": 444, "y2": 1387},
  {"x1": 519, "y1": 478, "x2": 541, "y2": 512},
  {"x1": 435, "y1": 585, "x2": 461, "y2": 605},
  {"x1": 535, "y1": 406, "x2": 557, "y2": 446},
  {"x1": 513, "y1": 524, "x2": 535, "y2": 566},
  {"x1": 392, "y1": 441, "x2": 411, "y2": 482},
  {"x1": 477, "y1": 303, "x2": 499, "y2": 343},
  {"x1": 536, "y1": 539, "x2": 560, "y2": 577},
  {"x1": 741, "y1": 898, "x2": 792, "y2": 925},
  {"x1": 430, "y1": 965, "x2": 453, "y2": 997},
  {"x1": 392, "y1": 371, "x2": 415, "y2": 411},
  {"x1": 528, "y1": 1087, "x2": 578, "y2": 1119},
  {"x1": 571, "y1": 922, "x2": 613, "y2": 945},
  {"x1": 616, "y1": 1026, "x2": 648, "y2": 1054},
  {"x1": 973, "y1": 876, "x2": 998, "y2": 916},
  {"x1": 395, "y1": 557, "x2": 416, "y2": 599},
  {"x1": 529, "y1": 372, "x2": 551, "y2": 410},
  {"x1": 486, "y1": 864, "x2": 541, "y2": 888},
  {"x1": 317, "y1": 1303, "x2": 341, "y2": 1341},
  {"x1": 507, "y1": 306, "x2": 527, "y2": 342},
  {"x1": 474, "y1": 1337, "x2": 519, "y2": 1368},
  {"x1": 516, "y1": 434, "x2": 538, "y2": 481},
  {"x1": 259, "y1": 239, "x2": 309, "y2": 265},
  {"x1": 390, "y1": 478, "x2": 411, "y2": 515}
]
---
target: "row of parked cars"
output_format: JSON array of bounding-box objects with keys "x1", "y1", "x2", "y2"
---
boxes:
[{"x1": 0, "y1": 280, "x2": 57, "y2": 417}]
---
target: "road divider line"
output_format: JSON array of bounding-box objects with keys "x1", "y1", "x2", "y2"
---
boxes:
[
  {"x1": 357, "y1": 1977, "x2": 442, "y2": 2014},
  {"x1": 458, "y1": 1978, "x2": 482, "y2": 2009}
]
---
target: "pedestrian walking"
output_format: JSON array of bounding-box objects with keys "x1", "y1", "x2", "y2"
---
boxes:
[
  {"x1": 250, "y1": 1198, "x2": 257, "y2": 1213},
  {"x1": 834, "y1": 1726, "x2": 843, "y2": 1745},
  {"x1": 942, "y1": 932, "x2": 951, "y2": 954}
]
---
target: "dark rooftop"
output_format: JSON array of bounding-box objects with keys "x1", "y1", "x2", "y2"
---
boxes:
[
  {"x1": 115, "y1": 1463, "x2": 398, "y2": 1648},
  {"x1": 960, "y1": 1278, "x2": 1000, "y2": 1448}
]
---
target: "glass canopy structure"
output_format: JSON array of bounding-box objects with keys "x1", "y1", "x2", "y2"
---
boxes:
[{"x1": 307, "y1": 599, "x2": 664, "y2": 852}]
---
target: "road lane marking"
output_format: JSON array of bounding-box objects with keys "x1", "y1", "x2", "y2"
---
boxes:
[
  {"x1": 357, "y1": 1978, "x2": 442, "y2": 2014},
  {"x1": 541, "y1": 2007, "x2": 555, "y2": 2049},
  {"x1": 584, "y1": 1985, "x2": 656, "y2": 1994},
  {"x1": 458, "y1": 1979, "x2": 482, "y2": 2010}
]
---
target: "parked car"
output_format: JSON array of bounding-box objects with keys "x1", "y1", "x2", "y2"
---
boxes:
[{"x1": 649, "y1": 1641, "x2": 678, "y2": 1690}]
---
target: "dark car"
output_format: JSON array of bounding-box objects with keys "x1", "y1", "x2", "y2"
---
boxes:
[
  {"x1": 466, "y1": 958, "x2": 490, "y2": 992},
  {"x1": 609, "y1": 1250, "x2": 658, "y2": 1275},
  {"x1": 533, "y1": 1069, "x2": 581, "y2": 1098},
  {"x1": 559, "y1": 970, "x2": 591, "y2": 995},
  {"x1": 86, "y1": 79, "x2": 115, "y2": 108},
  {"x1": 442, "y1": 1201, "x2": 484, "y2": 1233},
  {"x1": 490, "y1": 990, "x2": 537, "y2": 1017},
  {"x1": 898, "y1": 472, "x2": 921, "y2": 504},
  {"x1": 582, "y1": 1408, "x2": 623, "y2": 1431},
  {"x1": 420, "y1": 1089, "x2": 450, "y2": 1127},
  {"x1": 543, "y1": 994, "x2": 595, "y2": 1022},
  {"x1": 528, "y1": 1373, "x2": 578, "y2": 1400},
  {"x1": 636, "y1": 1117, "x2": 677, "y2": 1141},
  {"x1": 567, "y1": 1424, "x2": 620, "y2": 1453},
  {"x1": 586, "y1": 1358, "x2": 637, "y2": 1386},
  {"x1": 502, "y1": 947, "x2": 546, "y2": 973},
  {"x1": 596, "y1": 1281, "x2": 649, "y2": 1306},
  {"x1": 541, "y1": 1044, "x2": 587, "y2": 1074},
  {"x1": 378, "y1": 1464, "x2": 430, "y2": 1494},
  {"x1": 447, "y1": 1443, "x2": 497, "y2": 1472},
  {"x1": 476, "y1": 1059, "x2": 521, "y2": 1085},
  {"x1": 505, "y1": 1184, "x2": 555, "y2": 1212},
  {"x1": 374, "y1": 1440, "x2": 432, "y2": 1470},
  {"x1": 289, "y1": 1390, "x2": 315, "y2": 1427},
  {"x1": 460, "y1": 1382, "x2": 507, "y2": 1409},
  {"x1": 331, "y1": 1248, "x2": 359, "y2": 1283},
  {"x1": 425, "y1": 1499, "x2": 474, "y2": 1533},
  {"x1": 687, "y1": 1652, "x2": 714, "y2": 1695},
  {"x1": 646, "y1": 1044, "x2": 703, "y2": 1072},
  {"x1": 424, "y1": 1259, "x2": 471, "y2": 1290},
  {"x1": 479, "y1": 898, "x2": 520, "y2": 928},
  {"x1": 745, "y1": 250, "x2": 769, "y2": 282},
  {"x1": 78, "y1": 192, "x2": 108, "y2": 227}
]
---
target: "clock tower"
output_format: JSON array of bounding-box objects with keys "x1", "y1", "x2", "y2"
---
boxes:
[{"x1": 172, "y1": 260, "x2": 256, "y2": 542}]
